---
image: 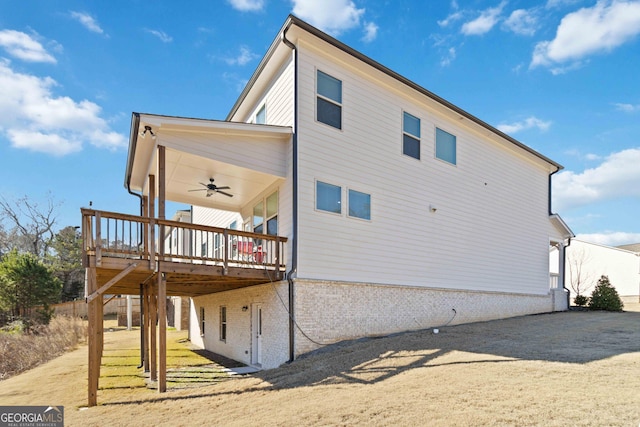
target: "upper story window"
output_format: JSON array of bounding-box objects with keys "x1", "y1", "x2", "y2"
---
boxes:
[
  {"x1": 316, "y1": 181, "x2": 342, "y2": 214},
  {"x1": 251, "y1": 191, "x2": 278, "y2": 236},
  {"x1": 403, "y1": 112, "x2": 420, "y2": 160},
  {"x1": 435, "y1": 127, "x2": 457, "y2": 165},
  {"x1": 255, "y1": 104, "x2": 266, "y2": 124},
  {"x1": 348, "y1": 189, "x2": 371, "y2": 220},
  {"x1": 266, "y1": 191, "x2": 278, "y2": 235},
  {"x1": 316, "y1": 70, "x2": 342, "y2": 129}
]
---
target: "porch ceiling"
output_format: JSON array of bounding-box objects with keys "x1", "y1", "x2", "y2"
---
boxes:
[
  {"x1": 127, "y1": 114, "x2": 292, "y2": 211},
  {"x1": 162, "y1": 149, "x2": 282, "y2": 211}
]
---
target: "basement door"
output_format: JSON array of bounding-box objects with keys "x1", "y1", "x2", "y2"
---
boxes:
[{"x1": 251, "y1": 303, "x2": 263, "y2": 367}]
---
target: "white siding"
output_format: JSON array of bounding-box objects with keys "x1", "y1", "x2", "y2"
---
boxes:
[
  {"x1": 161, "y1": 130, "x2": 288, "y2": 179},
  {"x1": 192, "y1": 206, "x2": 242, "y2": 228},
  {"x1": 294, "y1": 43, "x2": 553, "y2": 295},
  {"x1": 243, "y1": 58, "x2": 295, "y2": 127},
  {"x1": 565, "y1": 240, "x2": 640, "y2": 299}
]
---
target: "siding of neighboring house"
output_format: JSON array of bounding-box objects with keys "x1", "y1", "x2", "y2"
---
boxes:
[
  {"x1": 565, "y1": 239, "x2": 640, "y2": 302},
  {"x1": 294, "y1": 38, "x2": 553, "y2": 295}
]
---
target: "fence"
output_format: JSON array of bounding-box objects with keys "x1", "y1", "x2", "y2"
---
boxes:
[{"x1": 49, "y1": 297, "x2": 122, "y2": 318}]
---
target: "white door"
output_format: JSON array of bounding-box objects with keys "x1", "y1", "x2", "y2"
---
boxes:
[{"x1": 251, "y1": 303, "x2": 263, "y2": 366}]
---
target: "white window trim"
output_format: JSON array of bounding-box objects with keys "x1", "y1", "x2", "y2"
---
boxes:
[
  {"x1": 314, "y1": 179, "x2": 343, "y2": 216},
  {"x1": 315, "y1": 68, "x2": 344, "y2": 131},
  {"x1": 255, "y1": 103, "x2": 266, "y2": 124},
  {"x1": 434, "y1": 126, "x2": 458, "y2": 166},
  {"x1": 402, "y1": 110, "x2": 421, "y2": 160},
  {"x1": 347, "y1": 187, "x2": 372, "y2": 221}
]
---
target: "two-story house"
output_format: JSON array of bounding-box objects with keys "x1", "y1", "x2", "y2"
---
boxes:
[{"x1": 83, "y1": 15, "x2": 573, "y2": 404}]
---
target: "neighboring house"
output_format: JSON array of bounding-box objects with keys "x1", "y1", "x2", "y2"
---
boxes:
[
  {"x1": 116, "y1": 15, "x2": 573, "y2": 372},
  {"x1": 563, "y1": 239, "x2": 640, "y2": 303}
]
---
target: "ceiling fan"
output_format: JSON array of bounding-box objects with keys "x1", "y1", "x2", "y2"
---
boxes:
[{"x1": 188, "y1": 178, "x2": 233, "y2": 197}]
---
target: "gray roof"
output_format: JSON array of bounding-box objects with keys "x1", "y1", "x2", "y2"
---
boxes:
[{"x1": 616, "y1": 243, "x2": 640, "y2": 253}]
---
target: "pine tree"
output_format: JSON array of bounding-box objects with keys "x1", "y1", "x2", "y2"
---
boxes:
[{"x1": 588, "y1": 275, "x2": 624, "y2": 312}]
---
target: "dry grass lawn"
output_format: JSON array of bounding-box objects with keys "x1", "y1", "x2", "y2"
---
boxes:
[{"x1": 1, "y1": 304, "x2": 639, "y2": 426}]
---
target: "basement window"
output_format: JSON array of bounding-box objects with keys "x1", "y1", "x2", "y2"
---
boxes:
[
  {"x1": 200, "y1": 307, "x2": 205, "y2": 337},
  {"x1": 220, "y1": 306, "x2": 227, "y2": 342}
]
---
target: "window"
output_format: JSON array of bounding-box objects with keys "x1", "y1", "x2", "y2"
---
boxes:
[
  {"x1": 403, "y1": 111, "x2": 420, "y2": 159},
  {"x1": 200, "y1": 241, "x2": 208, "y2": 257},
  {"x1": 219, "y1": 306, "x2": 227, "y2": 342},
  {"x1": 436, "y1": 127, "x2": 457, "y2": 165},
  {"x1": 213, "y1": 233, "x2": 223, "y2": 259},
  {"x1": 317, "y1": 70, "x2": 342, "y2": 129},
  {"x1": 348, "y1": 189, "x2": 371, "y2": 220},
  {"x1": 255, "y1": 104, "x2": 266, "y2": 124},
  {"x1": 316, "y1": 181, "x2": 341, "y2": 214},
  {"x1": 266, "y1": 192, "x2": 278, "y2": 235},
  {"x1": 199, "y1": 307, "x2": 205, "y2": 336},
  {"x1": 253, "y1": 202, "x2": 264, "y2": 234}
]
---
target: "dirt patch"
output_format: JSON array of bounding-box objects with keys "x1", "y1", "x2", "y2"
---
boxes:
[{"x1": 0, "y1": 305, "x2": 639, "y2": 426}]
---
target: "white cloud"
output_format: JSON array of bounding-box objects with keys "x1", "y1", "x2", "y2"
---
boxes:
[
  {"x1": 0, "y1": 30, "x2": 56, "y2": 63},
  {"x1": 552, "y1": 148, "x2": 640, "y2": 211},
  {"x1": 531, "y1": 1, "x2": 640, "y2": 70},
  {"x1": 461, "y1": 1, "x2": 507, "y2": 35},
  {"x1": 224, "y1": 46, "x2": 259, "y2": 66},
  {"x1": 362, "y1": 22, "x2": 378, "y2": 42},
  {"x1": 69, "y1": 11, "x2": 105, "y2": 34},
  {"x1": 145, "y1": 29, "x2": 173, "y2": 43},
  {"x1": 503, "y1": 9, "x2": 539, "y2": 36},
  {"x1": 575, "y1": 232, "x2": 640, "y2": 246},
  {"x1": 0, "y1": 59, "x2": 126, "y2": 156},
  {"x1": 438, "y1": 11, "x2": 464, "y2": 27},
  {"x1": 291, "y1": 0, "x2": 365, "y2": 35},
  {"x1": 227, "y1": 0, "x2": 264, "y2": 12},
  {"x1": 614, "y1": 102, "x2": 640, "y2": 113},
  {"x1": 497, "y1": 116, "x2": 551, "y2": 134},
  {"x1": 440, "y1": 47, "x2": 457, "y2": 67},
  {"x1": 545, "y1": 0, "x2": 582, "y2": 8}
]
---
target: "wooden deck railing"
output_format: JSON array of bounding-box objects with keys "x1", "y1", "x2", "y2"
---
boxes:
[{"x1": 81, "y1": 208, "x2": 287, "y2": 273}]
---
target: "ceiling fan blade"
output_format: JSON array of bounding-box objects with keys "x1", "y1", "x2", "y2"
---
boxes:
[
  {"x1": 215, "y1": 186, "x2": 230, "y2": 190},
  {"x1": 188, "y1": 188, "x2": 207, "y2": 192},
  {"x1": 216, "y1": 190, "x2": 233, "y2": 197}
]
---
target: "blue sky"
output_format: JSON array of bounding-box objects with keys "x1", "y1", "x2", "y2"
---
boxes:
[{"x1": 1, "y1": 0, "x2": 639, "y2": 246}]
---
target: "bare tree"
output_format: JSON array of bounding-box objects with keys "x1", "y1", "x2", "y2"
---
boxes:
[
  {"x1": 0, "y1": 194, "x2": 59, "y2": 258},
  {"x1": 567, "y1": 246, "x2": 595, "y2": 297}
]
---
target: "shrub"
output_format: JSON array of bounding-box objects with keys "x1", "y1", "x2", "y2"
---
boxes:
[
  {"x1": 573, "y1": 294, "x2": 589, "y2": 307},
  {"x1": 588, "y1": 275, "x2": 624, "y2": 312},
  {"x1": 0, "y1": 315, "x2": 87, "y2": 380}
]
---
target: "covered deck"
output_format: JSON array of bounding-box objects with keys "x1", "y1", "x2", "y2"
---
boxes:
[
  {"x1": 84, "y1": 113, "x2": 293, "y2": 406},
  {"x1": 83, "y1": 208, "x2": 287, "y2": 406}
]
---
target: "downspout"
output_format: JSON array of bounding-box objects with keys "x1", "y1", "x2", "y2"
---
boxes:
[
  {"x1": 282, "y1": 24, "x2": 298, "y2": 363},
  {"x1": 549, "y1": 167, "x2": 572, "y2": 309},
  {"x1": 563, "y1": 238, "x2": 572, "y2": 309},
  {"x1": 126, "y1": 113, "x2": 146, "y2": 368}
]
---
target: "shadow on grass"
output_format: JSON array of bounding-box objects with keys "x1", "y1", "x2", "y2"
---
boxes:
[{"x1": 98, "y1": 310, "x2": 640, "y2": 407}]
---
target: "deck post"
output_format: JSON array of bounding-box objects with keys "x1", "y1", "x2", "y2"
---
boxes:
[
  {"x1": 148, "y1": 175, "x2": 156, "y2": 270},
  {"x1": 149, "y1": 282, "x2": 157, "y2": 382},
  {"x1": 143, "y1": 282, "x2": 150, "y2": 373},
  {"x1": 158, "y1": 272, "x2": 167, "y2": 392},
  {"x1": 87, "y1": 267, "x2": 99, "y2": 407}
]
